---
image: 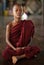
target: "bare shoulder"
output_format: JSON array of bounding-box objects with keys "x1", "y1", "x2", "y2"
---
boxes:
[
  {"x1": 6, "y1": 24, "x2": 9, "y2": 28},
  {"x1": 6, "y1": 22, "x2": 12, "y2": 28},
  {"x1": 6, "y1": 23, "x2": 12, "y2": 32}
]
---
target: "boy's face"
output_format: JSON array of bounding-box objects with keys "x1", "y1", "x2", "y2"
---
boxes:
[{"x1": 13, "y1": 5, "x2": 22, "y2": 19}]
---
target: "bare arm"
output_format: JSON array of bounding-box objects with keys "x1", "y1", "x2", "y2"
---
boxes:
[
  {"x1": 6, "y1": 25, "x2": 25, "y2": 50},
  {"x1": 6, "y1": 25, "x2": 16, "y2": 51}
]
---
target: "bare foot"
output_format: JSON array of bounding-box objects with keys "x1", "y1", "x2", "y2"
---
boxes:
[
  {"x1": 12, "y1": 54, "x2": 26, "y2": 64},
  {"x1": 12, "y1": 56, "x2": 18, "y2": 64}
]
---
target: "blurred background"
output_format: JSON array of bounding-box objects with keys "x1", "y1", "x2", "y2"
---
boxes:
[
  {"x1": 0, "y1": 0, "x2": 43, "y2": 16},
  {"x1": 0, "y1": 0, "x2": 44, "y2": 65}
]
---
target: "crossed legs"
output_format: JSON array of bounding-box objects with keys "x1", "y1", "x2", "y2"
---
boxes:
[{"x1": 12, "y1": 54, "x2": 26, "y2": 64}]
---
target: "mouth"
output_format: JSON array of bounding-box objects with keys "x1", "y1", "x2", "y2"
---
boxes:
[{"x1": 17, "y1": 14, "x2": 21, "y2": 17}]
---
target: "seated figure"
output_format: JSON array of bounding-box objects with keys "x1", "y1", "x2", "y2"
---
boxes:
[{"x1": 2, "y1": 3, "x2": 40, "y2": 64}]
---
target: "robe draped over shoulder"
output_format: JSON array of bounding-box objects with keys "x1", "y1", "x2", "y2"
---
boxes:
[
  {"x1": 2, "y1": 20, "x2": 40, "y2": 60},
  {"x1": 9, "y1": 20, "x2": 34, "y2": 47}
]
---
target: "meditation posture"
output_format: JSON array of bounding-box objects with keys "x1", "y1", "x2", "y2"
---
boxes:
[{"x1": 2, "y1": 3, "x2": 40, "y2": 64}]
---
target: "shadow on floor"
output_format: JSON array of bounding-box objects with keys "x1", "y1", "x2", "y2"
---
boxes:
[{"x1": 0, "y1": 51, "x2": 44, "y2": 65}]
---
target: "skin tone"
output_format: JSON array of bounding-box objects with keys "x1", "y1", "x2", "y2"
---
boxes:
[
  {"x1": 6, "y1": 4, "x2": 37, "y2": 64},
  {"x1": 6, "y1": 4, "x2": 25, "y2": 64}
]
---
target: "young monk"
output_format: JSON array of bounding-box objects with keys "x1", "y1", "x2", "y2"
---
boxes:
[{"x1": 2, "y1": 3, "x2": 40, "y2": 64}]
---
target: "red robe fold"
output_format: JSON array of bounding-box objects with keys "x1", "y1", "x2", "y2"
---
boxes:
[{"x1": 2, "y1": 20, "x2": 40, "y2": 60}]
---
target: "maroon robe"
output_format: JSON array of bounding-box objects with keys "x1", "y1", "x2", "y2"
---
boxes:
[{"x1": 2, "y1": 20, "x2": 40, "y2": 60}]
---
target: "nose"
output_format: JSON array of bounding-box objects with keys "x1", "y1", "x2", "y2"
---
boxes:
[
  {"x1": 18, "y1": 9, "x2": 21, "y2": 13},
  {"x1": 17, "y1": 10, "x2": 21, "y2": 15}
]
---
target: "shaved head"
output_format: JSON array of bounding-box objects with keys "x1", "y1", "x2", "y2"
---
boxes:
[{"x1": 12, "y1": 3, "x2": 22, "y2": 19}]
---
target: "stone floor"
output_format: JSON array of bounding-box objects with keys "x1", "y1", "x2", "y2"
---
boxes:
[
  {"x1": 0, "y1": 51, "x2": 44, "y2": 65},
  {"x1": 0, "y1": 15, "x2": 44, "y2": 65}
]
